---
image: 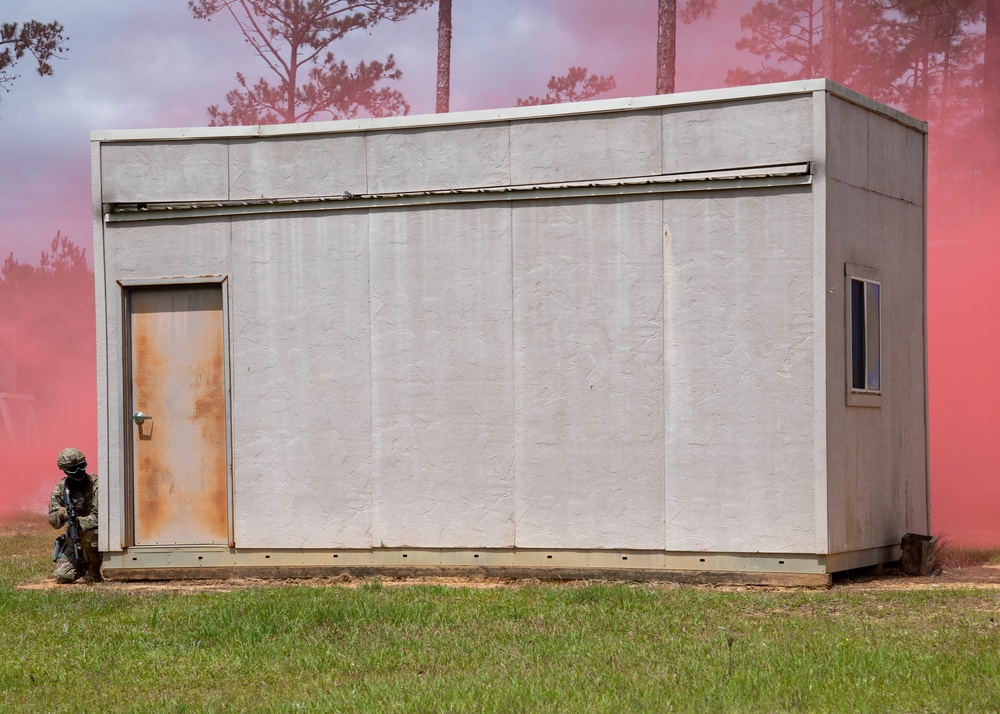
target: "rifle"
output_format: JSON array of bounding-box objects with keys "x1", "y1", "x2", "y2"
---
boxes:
[{"x1": 52, "y1": 486, "x2": 83, "y2": 569}]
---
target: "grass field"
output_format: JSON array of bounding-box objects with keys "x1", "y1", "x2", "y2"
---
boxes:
[{"x1": 2, "y1": 515, "x2": 1000, "y2": 713}]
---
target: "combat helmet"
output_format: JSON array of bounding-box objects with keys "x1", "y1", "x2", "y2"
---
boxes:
[{"x1": 56, "y1": 448, "x2": 87, "y2": 480}]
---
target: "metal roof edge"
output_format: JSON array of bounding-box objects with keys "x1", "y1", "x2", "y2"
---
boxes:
[
  {"x1": 820, "y1": 79, "x2": 927, "y2": 133},
  {"x1": 89, "y1": 79, "x2": 924, "y2": 142}
]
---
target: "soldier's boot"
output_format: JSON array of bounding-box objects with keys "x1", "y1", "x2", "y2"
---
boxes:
[
  {"x1": 81, "y1": 542, "x2": 103, "y2": 583},
  {"x1": 52, "y1": 557, "x2": 81, "y2": 584}
]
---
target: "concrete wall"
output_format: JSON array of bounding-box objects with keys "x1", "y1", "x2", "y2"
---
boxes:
[
  {"x1": 94, "y1": 82, "x2": 926, "y2": 560},
  {"x1": 98, "y1": 96, "x2": 815, "y2": 203},
  {"x1": 824, "y1": 94, "x2": 929, "y2": 554},
  {"x1": 513, "y1": 197, "x2": 665, "y2": 549},
  {"x1": 663, "y1": 188, "x2": 818, "y2": 553},
  {"x1": 230, "y1": 212, "x2": 373, "y2": 549}
]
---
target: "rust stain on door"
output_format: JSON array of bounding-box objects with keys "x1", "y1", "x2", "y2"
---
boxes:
[
  {"x1": 132, "y1": 323, "x2": 171, "y2": 540},
  {"x1": 190, "y1": 335, "x2": 229, "y2": 532},
  {"x1": 130, "y1": 286, "x2": 228, "y2": 545}
]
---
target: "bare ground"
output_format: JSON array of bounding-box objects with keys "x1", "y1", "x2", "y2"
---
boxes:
[
  {"x1": 7, "y1": 516, "x2": 1000, "y2": 594},
  {"x1": 13, "y1": 563, "x2": 1000, "y2": 595}
]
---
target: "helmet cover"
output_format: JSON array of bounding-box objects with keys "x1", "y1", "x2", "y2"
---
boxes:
[{"x1": 56, "y1": 447, "x2": 87, "y2": 472}]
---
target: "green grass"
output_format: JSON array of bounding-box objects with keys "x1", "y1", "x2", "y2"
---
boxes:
[{"x1": 2, "y1": 517, "x2": 1000, "y2": 713}]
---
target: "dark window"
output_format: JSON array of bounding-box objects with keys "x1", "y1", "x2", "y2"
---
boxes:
[{"x1": 849, "y1": 277, "x2": 880, "y2": 392}]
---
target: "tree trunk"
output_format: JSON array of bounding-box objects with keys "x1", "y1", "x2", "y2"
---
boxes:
[
  {"x1": 436, "y1": 0, "x2": 453, "y2": 113},
  {"x1": 656, "y1": 0, "x2": 676, "y2": 94},
  {"x1": 286, "y1": 42, "x2": 298, "y2": 123},
  {"x1": 821, "y1": 0, "x2": 836, "y2": 80},
  {"x1": 940, "y1": 43, "x2": 952, "y2": 131},
  {"x1": 986, "y1": 0, "x2": 1000, "y2": 133}
]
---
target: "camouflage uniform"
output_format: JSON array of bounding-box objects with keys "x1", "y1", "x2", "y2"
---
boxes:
[{"x1": 48, "y1": 473, "x2": 101, "y2": 583}]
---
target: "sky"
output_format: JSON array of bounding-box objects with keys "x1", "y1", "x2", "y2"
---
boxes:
[{"x1": 0, "y1": 0, "x2": 756, "y2": 264}]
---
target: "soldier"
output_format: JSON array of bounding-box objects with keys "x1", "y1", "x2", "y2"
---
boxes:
[{"x1": 48, "y1": 447, "x2": 101, "y2": 583}]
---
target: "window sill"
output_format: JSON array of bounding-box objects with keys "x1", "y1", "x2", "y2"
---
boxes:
[{"x1": 847, "y1": 391, "x2": 881, "y2": 408}]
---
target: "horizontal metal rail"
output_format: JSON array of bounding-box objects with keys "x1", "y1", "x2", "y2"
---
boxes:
[{"x1": 104, "y1": 163, "x2": 812, "y2": 223}]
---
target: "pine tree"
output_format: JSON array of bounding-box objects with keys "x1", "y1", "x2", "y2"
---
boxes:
[
  {"x1": 190, "y1": 0, "x2": 432, "y2": 125},
  {"x1": 0, "y1": 19, "x2": 68, "y2": 95},
  {"x1": 516, "y1": 66, "x2": 617, "y2": 106}
]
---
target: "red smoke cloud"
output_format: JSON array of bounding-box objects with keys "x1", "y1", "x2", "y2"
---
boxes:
[
  {"x1": 0, "y1": 235, "x2": 96, "y2": 516},
  {"x1": 929, "y1": 232, "x2": 1000, "y2": 547},
  {"x1": 926, "y1": 118, "x2": 1000, "y2": 547}
]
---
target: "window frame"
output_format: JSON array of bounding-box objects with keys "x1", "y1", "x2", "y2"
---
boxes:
[{"x1": 844, "y1": 263, "x2": 881, "y2": 408}]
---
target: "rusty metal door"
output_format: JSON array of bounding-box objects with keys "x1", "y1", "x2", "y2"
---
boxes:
[{"x1": 127, "y1": 284, "x2": 230, "y2": 545}]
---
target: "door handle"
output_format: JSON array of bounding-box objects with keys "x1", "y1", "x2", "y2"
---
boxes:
[{"x1": 133, "y1": 412, "x2": 153, "y2": 426}]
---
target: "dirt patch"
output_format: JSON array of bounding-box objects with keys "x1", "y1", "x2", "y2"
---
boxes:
[
  {"x1": 14, "y1": 564, "x2": 1000, "y2": 594},
  {"x1": 8, "y1": 514, "x2": 1000, "y2": 594},
  {"x1": 15, "y1": 574, "x2": 533, "y2": 594}
]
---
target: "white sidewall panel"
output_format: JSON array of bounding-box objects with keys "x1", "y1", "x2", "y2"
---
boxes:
[
  {"x1": 663, "y1": 190, "x2": 816, "y2": 552},
  {"x1": 510, "y1": 112, "x2": 661, "y2": 185},
  {"x1": 513, "y1": 197, "x2": 665, "y2": 549},
  {"x1": 662, "y1": 96, "x2": 813, "y2": 173},
  {"x1": 229, "y1": 135, "x2": 367, "y2": 200},
  {"x1": 101, "y1": 142, "x2": 229, "y2": 203},
  {"x1": 370, "y1": 205, "x2": 515, "y2": 547},
  {"x1": 102, "y1": 220, "x2": 233, "y2": 548},
  {"x1": 231, "y1": 213, "x2": 373, "y2": 548},
  {"x1": 367, "y1": 124, "x2": 511, "y2": 193}
]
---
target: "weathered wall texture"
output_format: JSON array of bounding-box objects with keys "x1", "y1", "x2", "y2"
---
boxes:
[
  {"x1": 369, "y1": 205, "x2": 515, "y2": 548},
  {"x1": 230, "y1": 212, "x2": 373, "y2": 549},
  {"x1": 513, "y1": 197, "x2": 665, "y2": 549},
  {"x1": 824, "y1": 95, "x2": 929, "y2": 553},
  {"x1": 663, "y1": 189, "x2": 818, "y2": 553},
  {"x1": 661, "y1": 96, "x2": 813, "y2": 173},
  {"x1": 101, "y1": 142, "x2": 230, "y2": 203},
  {"x1": 94, "y1": 83, "x2": 927, "y2": 560}
]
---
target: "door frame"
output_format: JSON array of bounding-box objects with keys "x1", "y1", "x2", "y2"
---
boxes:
[{"x1": 118, "y1": 276, "x2": 234, "y2": 549}]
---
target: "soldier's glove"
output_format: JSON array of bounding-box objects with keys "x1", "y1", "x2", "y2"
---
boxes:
[{"x1": 49, "y1": 508, "x2": 68, "y2": 529}]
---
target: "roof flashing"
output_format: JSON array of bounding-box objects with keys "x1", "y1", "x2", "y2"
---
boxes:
[{"x1": 90, "y1": 79, "x2": 925, "y2": 144}]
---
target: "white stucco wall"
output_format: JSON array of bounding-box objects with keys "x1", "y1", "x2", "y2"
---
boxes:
[
  {"x1": 230, "y1": 212, "x2": 373, "y2": 548},
  {"x1": 93, "y1": 81, "x2": 928, "y2": 560},
  {"x1": 663, "y1": 189, "x2": 818, "y2": 552},
  {"x1": 824, "y1": 94, "x2": 929, "y2": 553},
  {"x1": 513, "y1": 197, "x2": 665, "y2": 549},
  {"x1": 369, "y1": 205, "x2": 515, "y2": 548}
]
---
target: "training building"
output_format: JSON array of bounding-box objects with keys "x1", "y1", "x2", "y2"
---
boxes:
[{"x1": 91, "y1": 79, "x2": 929, "y2": 585}]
